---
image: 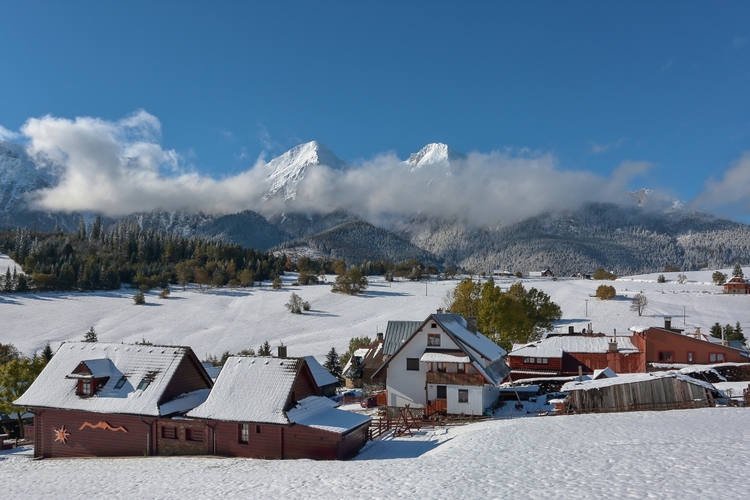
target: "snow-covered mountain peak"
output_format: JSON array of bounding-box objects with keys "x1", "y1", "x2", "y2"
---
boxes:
[
  {"x1": 264, "y1": 141, "x2": 349, "y2": 202},
  {"x1": 0, "y1": 141, "x2": 55, "y2": 213},
  {"x1": 405, "y1": 143, "x2": 466, "y2": 171}
]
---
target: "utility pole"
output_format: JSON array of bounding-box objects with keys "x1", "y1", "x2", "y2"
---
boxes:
[{"x1": 585, "y1": 299, "x2": 589, "y2": 317}]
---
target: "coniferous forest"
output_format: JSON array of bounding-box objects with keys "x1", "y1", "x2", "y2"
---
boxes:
[{"x1": 0, "y1": 219, "x2": 289, "y2": 293}]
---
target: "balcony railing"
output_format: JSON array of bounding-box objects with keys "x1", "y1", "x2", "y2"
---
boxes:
[{"x1": 426, "y1": 371, "x2": 485, "y2": 386}]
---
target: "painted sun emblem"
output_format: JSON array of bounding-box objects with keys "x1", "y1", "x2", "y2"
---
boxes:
[{"x1": 54, "y1": 425, "x2": 70, "y2": 444}]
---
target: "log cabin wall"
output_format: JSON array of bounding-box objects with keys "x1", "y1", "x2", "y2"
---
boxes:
[
  {"x1": 212, "y1": 421, "x2": 284, "y2": 459},
  {"x1": 36, "y1": 409, "x2": 152, "y2": 458}
]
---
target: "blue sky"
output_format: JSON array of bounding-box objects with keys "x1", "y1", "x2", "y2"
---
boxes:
[{"x1": 1, "y1": 2, "x2": 749, "y2": 221}]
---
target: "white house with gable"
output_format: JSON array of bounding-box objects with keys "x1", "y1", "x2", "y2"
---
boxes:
[{"x1": 372, "y1": 314, "x2": 510, "y2": 416}]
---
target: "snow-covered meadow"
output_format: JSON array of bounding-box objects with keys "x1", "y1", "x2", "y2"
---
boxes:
[
  {"x1": 1, "y1": 253, "x2": 748, "y2": 362},
  {"x1": 2, "y1": 407, "x2": 749, "y2": 498}
]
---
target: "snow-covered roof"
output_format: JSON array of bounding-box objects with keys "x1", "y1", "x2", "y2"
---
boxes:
[
  {"x1": 509, "y1": 336, "x2": 639, "y2": 358},
  {"x1": 15, "y1": 342, "x2": 209, "y2": 417},
  {"x1": 420, "y1": 351, "x2": 470, "y2": 363},
  {"x1": 303, "y1": 356, "x2": 338, "y2": 388},
  {"x1": 287, "y1": 396, "x2": 370, "y2": 434},
  {"x1": 562, "y1": 371, "x2": 717, "y2": 393},
  {"x1": 629, "y1": 325, "x2": 649, "y2": 333},
  {"x1": 433, "y1": 314, "x2": 507, "y2": 360},
  {"x1": 187, "y1": 356, "x2": 300, "y2": 424}
]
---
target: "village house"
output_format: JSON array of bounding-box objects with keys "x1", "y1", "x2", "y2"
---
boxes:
[
  {"x1": 723, "y1": 275, "x2": 750, "y2": 294},
  {"x1": 14, "y1": 342, "x2": 214, "y2": 459},
  {"x1": 372, "y1": 314, "x2": 510, "y2": 416},
  {"x1": 186, "y1": 356, "x2": 370, "y2": 460},
  {"x1": 303, "y1": 355, "x2": 339, "y2": 397},
  {"x1": 507, "y1": 331, "x2": 644, "y2": 380},
  {"x1": 342, "y1": 333, "x2": 385, "y2": 389},
  {"x1": 630, "y1": 318, "x2": 749, "y2": 366}
]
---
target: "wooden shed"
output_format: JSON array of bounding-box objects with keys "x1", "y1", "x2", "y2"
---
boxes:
[{"x1": 561, "y1": 372, "x2": 717, "y2": 414}]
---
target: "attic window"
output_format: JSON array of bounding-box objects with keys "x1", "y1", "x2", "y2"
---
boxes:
[
  {"x1": 137, "y1": 379, "x2": 151, "y2": 391},
  {"x1": 114, "y1": 376, "x2": 127, "y2": 390},
  {"x1": 428, "y1": 334, "x2": 441, "y2": 346},
  {"x1": 81, "y1": 380, "x2": 92, "y2": 396},
  {"x1": 431, "y1": 323, "x2": 437, "y2": 329}
]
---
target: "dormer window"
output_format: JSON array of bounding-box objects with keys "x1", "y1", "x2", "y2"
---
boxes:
[
  {"x1": 81, "y1": 380, "x2": 92, "y2": 396},
  {"x1": 114, "y1": 376, "x2": 127, "y2": 390}
]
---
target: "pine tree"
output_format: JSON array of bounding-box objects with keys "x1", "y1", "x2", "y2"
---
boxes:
[
  {"x1": 83, "y1": 327, "x2": 98, "y2": 342},
  {"x1": 324, "y1": 347, "x2": 343, "y2": 381},
  {"x1": 42, "y1": 343, "x2": 53, "y2": 362},
  {"x1": 734, "y1": 263, "x2": 744, "y2": 278},
  {"x1": 710, "y1": 322, "x2": 723, "y2": 339},
  {"x1": 735, "y1": 321, "x2": 746, "y2": 343},
  {"x1": 258, "y1": 341, "x2": 272, "y2": 356}
]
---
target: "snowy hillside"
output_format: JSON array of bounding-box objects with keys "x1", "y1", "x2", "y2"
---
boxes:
[
  {"x1": 2, "y1": 247, "x2": 749, "y2": 362},
  {"x1": 3, "y1": 407, "x2": 750, "y2": 498}
]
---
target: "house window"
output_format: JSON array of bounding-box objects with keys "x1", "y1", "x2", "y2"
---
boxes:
[
  {"x1": 539, "y1": 358, "x2": 549, "y2": 364},
  {"x1": 437, "y1": 385, "x2": 447, "y2": 399},
  {"x1": 431, "y1": 323, "x2": 437, "y2": 328},
  {"x1": 161, "y1": 426, "x2": 177, "y2": 439},
  {"x1": 687, "y1": 352, "x2": 695, "y2": 363},
  {"x1": 186, "y1": 428, "x2": 203, "y2": 442},
  {"x1": 114, "y1": 376, "x2": 127, "y2": 390},
  {"x1": 81, "y1": 380, "x2": 92, "y2": 396},
  {"x1": 457, "y1": 363, "x2": 465, "y2": 373},
  {"x1": 239, "y1": 424, "x2": 249, "y2": 444},
  {"x1": 657, "y1": 351, "x2": 673, "y2": 362},
  {"x1": 523, "y1": 357, "x2": 536, "y2": 364},
  {"x1": 137, "y1": 379, "x2": 151, "y2": 391},
  {"x1": 709, "y1": 353, "x2": 725, "y2": 363},
  {"x1": 406, "y1": 358, "x2": 420, "y2": 371},
  {"x1": 458, "y1": 389, "x2": 469, "y2": 403},
  {"x1": 437, "y1": 362, "x2": 447, "y2": 373},
  {"x1": 428, "y1": 334, "x2": 441, "y2": 346},
  {"x1": 256, "y1": 425, "x2": 261, "y2": 434}
]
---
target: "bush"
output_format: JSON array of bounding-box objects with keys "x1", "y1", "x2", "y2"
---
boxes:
[
  {"x1": 331, "y1": 267, "x2": 368, "y2": 295},
  {"x1": 286, "y1": 292, "x2": 305, "y2": 314},
  {"x1": 133, "y1": 292, "x2": 146, "y2": 305},
  {"x1": 271, "y1": 277, "x2": 282, "y2": 290},
  {"x1": 712, "y1": 271, "x2": 727, "y2": 285},
  {"x1": 159, "y1": 287, "x2": 170, "y2": 299},
  {"x1": 593, "y1": 268, "x2": 617, "y2": 280},
  {"x1": 595, "y1": 285, "x2": 616, "y2": 300},
  {"x1": 657, "y1": 274, "x2": 666, "y2": 283}
]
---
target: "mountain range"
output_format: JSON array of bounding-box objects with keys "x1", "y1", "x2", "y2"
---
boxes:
[{"x1": 3, "y1": 139, "x2": 750, "y2": 275}]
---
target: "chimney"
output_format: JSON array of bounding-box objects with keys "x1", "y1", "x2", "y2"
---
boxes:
[
  {"x1": 608, "y1": 341, "x2": 618, "y2": 353},
  {"x1": 664, "y1": 316, "x2": 672, "y2": 330},
  {"x1": 277, "y1": 345, "x2": 287, "y2": 358},
  {"x1": 376, "y1": 332, "x2": 384, "y2": 342},
  {"x1": 466, "y1": 317, "x2": 478, "y2": 334},
  {"x1": 568, "y1": 326, "x2": 575, "y2": 334}
]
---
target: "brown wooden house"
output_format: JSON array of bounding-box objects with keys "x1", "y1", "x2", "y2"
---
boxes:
[
  {"x1": 186, "y1": 356, "x2": 370, "y2": 460},
  {"x1": 14, "y1": 342, "x2": 214, "y2": 459},
  {"x1": 507, "y1": 334, "x2": 644, "y2": 380},
  {"x1": 724, "y1": 275, "x2": 750, "y2": 294},
  {"x1": 630, "y1": 324, "x2": 749, "y2": 366}
]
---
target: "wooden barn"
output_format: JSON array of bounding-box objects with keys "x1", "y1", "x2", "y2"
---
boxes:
[
  {"x1": 14, "y1": 342, "x2": 213, "y2": 459},
  {"x1": 724, "y1": 275, "x2": 750, "y2": 294},
  {"x1": 186, "y1": 356, "x2": 370, "y2": 460},
  {"x1": 561, "y1": 372, "x2": 718, "y2": 414}
]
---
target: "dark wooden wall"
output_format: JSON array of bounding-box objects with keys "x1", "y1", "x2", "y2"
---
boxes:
[
  {"x1": 160, "y1": 352, "x2": 212, "y2": 404},
  {"x1": 35, "y1": 409, "x2": 153, "y2": 458}
]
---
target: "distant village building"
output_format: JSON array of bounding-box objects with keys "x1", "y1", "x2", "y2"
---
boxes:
[
  {"x1": 723, "y1": 275, "x2": 750, "y2": 294},
  {"x1": 529, "y1": 268, "x2": 554, "y2": 278}
]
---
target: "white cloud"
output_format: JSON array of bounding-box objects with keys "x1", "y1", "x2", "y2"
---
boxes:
[
  {"x1": 0, "y1": 124, "x2": 20, "y2": 141},
  {"x1": 695, "y1": 152, "x2": 750, "y2": 213},
  {"x1": 19, "y1": 111, "x2": 653, "y2": 225},
  {"x1": 591, "y1": 137, "x2": 627, "y2": 154}
]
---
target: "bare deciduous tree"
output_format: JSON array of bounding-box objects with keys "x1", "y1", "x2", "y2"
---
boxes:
[{"x1": 630, "y1": 293, "x2": 648, "y2": 316}]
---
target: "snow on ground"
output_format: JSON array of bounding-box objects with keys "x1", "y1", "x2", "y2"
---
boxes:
[
  {"x1": 1, "y1": 254, "x2": 748, "y2": 363},
  {"x1": 2, "y1": 407, "x2": 750, "y2": 498}
]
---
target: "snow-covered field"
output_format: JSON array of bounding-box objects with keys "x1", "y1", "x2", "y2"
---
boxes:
[
  {"x1": 2, "y1": 407, "x2": 748, "y2": 498},
  {"x1": 4, "y1": 256, "x2": 750, "y2": 497},
  {"x1": 1, "y1": 254, "x2": 748, "y2": 362}
]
